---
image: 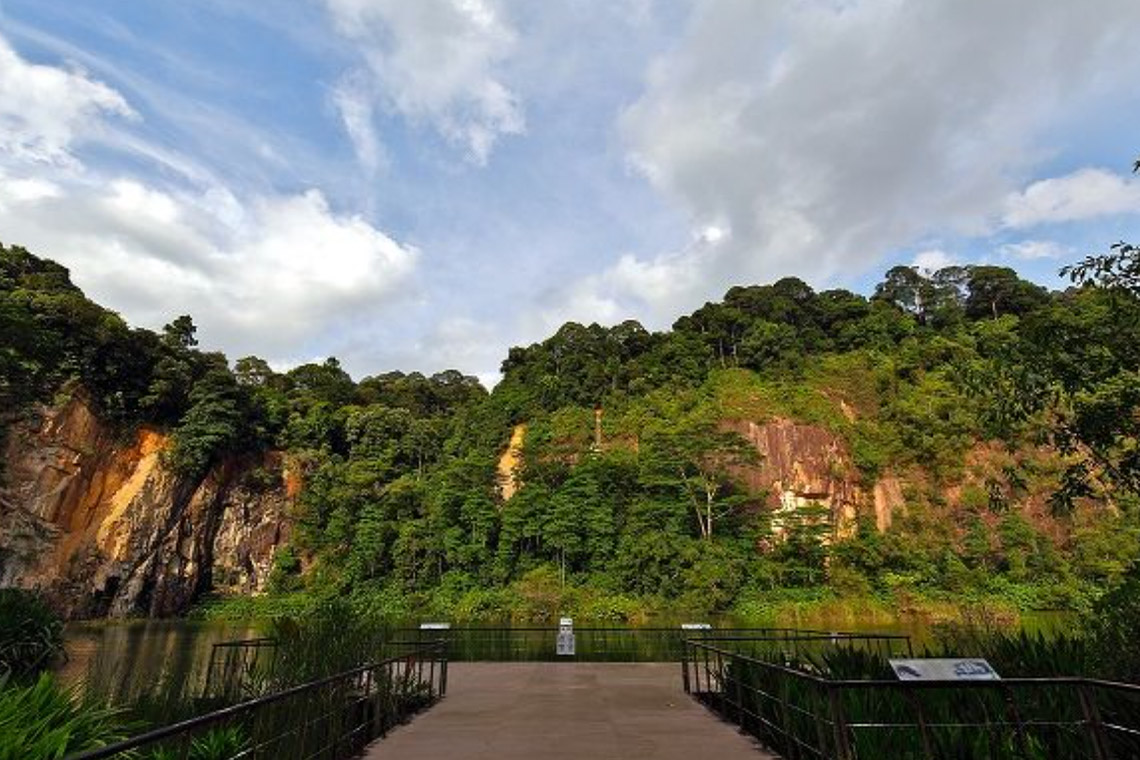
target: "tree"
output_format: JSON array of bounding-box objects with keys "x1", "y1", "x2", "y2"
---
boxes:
[
  {"x1": 964, "y1": 266, "x2": 1048, "y2": 320},
  {"x1": 640, "y1": 411, "x2": 758, "y2": 540},
  {"x1": 986, "y1": 156, "x2": 1140, "y2": 508},
  {"x1": 166, "y1": 367, "x2": 247, "y2": 478},
  {"x1": 161, "y1": 315, "x2": 198, "y2": 349}
]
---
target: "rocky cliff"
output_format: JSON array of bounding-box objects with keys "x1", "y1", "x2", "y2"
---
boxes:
[
  {"x1": 723, "y1": 418, "x2": 904, "y2": 539},
  {"x1": 0, "y1": 393, "x2": 292, "y2": 618},
  {"x1": 496, "y1": 414, "x2": 906, "y2": 537}
]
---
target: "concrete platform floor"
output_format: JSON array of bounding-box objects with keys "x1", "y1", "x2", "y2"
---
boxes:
[{"x1": 364, "y1": 662, "x2": 772, "y2": 759}]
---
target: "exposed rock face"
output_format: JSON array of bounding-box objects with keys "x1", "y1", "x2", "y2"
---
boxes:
[
  {"x1": 497, "y1": 424, "x2": 526, "y2": 501},
  {"x1": 873, "y1": 474, "x2": 904, "y2": 531},
  {"x1": 0, "y1": 394, "x2": 291, "y2": 618},
  {"x1": 725, "y1": 418, "x2": 872, "y2": 537}
]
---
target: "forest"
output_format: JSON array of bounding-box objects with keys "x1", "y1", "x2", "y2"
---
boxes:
[{"x1": 2, "y1": 241, "x2": 1139, "y2": 621}]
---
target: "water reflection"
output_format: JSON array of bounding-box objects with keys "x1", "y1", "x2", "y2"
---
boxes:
[{"x1": 59, "y1": 620, "x2": 259, "y2": 703}]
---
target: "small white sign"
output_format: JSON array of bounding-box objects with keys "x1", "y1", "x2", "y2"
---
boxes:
[
  {"x1": 889, "y1": 658, "x2": 1000, "y2": 681},
  {"x1": 559, "y1": 617, "x2": 573, "y2": 628},
  {"x1": 681, "y1": 623, "x2": 712, "y2": 630},
  {"x1": 419, "y1": 622, "x2": 451, "y2": 630},
  {"x1": 557, "y1": 630, "x2": 576, "y2": 656}
]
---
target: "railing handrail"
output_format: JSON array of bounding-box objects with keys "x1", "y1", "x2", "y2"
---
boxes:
[
  {"x1": 692, "y1": 633, "x2": 913, "y2": 642},
  {"x1": 392, "y1": 625, "x2": 857, "y2": 633},
  {"x1": 210, "y1": 637, "x2": 279, "y2": 648},
  {"x1": 67, "y1": 639, "x2": 447, "y2": 760}
]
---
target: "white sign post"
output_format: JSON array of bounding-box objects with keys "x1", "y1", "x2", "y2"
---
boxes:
[
  {"x1": 889, "y1": 658, "x2": 1000, "y2": 681},
  {"x1": 556, "y1": 617, "x2": 575, "y2": 656}
]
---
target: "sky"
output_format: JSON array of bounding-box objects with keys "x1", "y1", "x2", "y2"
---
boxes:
[{"x1": 1, "y1": 0, "x2": 1139, "y2": 387}]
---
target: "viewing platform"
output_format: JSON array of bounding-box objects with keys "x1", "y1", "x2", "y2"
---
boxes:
[{"x1": 364, "y1": 662, "x2": 770, "y2": 759}]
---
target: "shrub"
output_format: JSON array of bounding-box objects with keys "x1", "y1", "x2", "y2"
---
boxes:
[
  {"x1": 0, "y1": 589, "x2": 64, "y2": 679},
  {"x1": 0, "y1": 672, "x2": 129, "y2": 760},
  {"x1": 1088, "y1": 562, "x2": 1140, "y2": 682}
]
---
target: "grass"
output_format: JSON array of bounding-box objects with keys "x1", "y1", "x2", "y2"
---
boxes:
[
  {"x1": 705, "y1": 632, "x2": 1138, "y2": 760},
  {"x1": 0, "y1": 672, "x2": 131, "y2": 760},
  {"x1": 0, "y1": 590, "x2": 64, "y2": 680}
]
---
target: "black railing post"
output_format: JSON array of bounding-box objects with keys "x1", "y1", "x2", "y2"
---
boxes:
[
  {"x1": 904, "y1": 688, "x2": 935, "y2": 758},
  {"x1": 440, "y1": 644, "x2": 449, "y2": 697},
  {"x1": 732, "y1": 656, "x2": 746, "y2": 730},
  {"x1": 681, "y1": 640, "x2": 691, "y2": 694},
  {"x1": 1078, "y1": 682, "x2": 1109, "y2": 760},
  {"x1": 828, "y1": 684, "x2": 854, "y2": 760},
  {"x1": 1001, "y1": 683, "x2": 1030, "y2": 757}
]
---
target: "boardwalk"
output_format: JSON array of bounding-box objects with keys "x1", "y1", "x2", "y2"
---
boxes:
[{"x1": 365, "y1": 662, "x2": 771, "y2": 759}]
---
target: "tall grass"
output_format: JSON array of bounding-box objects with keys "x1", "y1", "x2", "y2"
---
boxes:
[
  {"x1": 702, "y1": 632, "x2": 1140, "y2": 760},
  {"x1": 0, "y1": 673, "x2": 130, "y2": 760},
  {"x1": 0, "y1": 590, "x2": 64, "y2": 680}
]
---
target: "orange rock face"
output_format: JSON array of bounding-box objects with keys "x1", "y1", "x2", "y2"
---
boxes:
[{"x1": 0, "y1": 393, "x2": 292, "y2": 618}]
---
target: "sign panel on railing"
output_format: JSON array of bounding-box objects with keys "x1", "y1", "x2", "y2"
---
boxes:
[
  {"x1": 889, "y1": 658, "x2": 1000, "y2": 680},
  {"x1": 557, "y1": 617, "x2": 575, "y2": 656},
  {"x1": 420, "y1": 622, "x2": 451, "y2": 630}
]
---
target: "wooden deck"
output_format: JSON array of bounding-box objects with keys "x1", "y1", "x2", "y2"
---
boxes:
[{"x1": 364, "y1": 662, "x2": 771, "y2": 759}]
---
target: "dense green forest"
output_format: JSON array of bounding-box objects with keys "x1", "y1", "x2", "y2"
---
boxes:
[{"x1": 2, "y1": 240, "x2": 1139, "y2": 621}]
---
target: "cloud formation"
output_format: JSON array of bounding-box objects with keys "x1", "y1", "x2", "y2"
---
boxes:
[
  {"x1": 324, "y1": 0, "x2": 524, "y2": 164},
  {"x1": 0, "y1": 33, "x2": 419, "y2": 365},
  {"x1": 1003, "y1": 169, "x2": 1140, "y2": 229},
  {"x1": 0, "y1": 34, "x2": 134, "y2": 164},
  {"x1": 589, "y1": 0, "x2": 1140, "y2": 321},
  {"x1": 999, "y1": 240, "x2": 1071, "y2": 261}
]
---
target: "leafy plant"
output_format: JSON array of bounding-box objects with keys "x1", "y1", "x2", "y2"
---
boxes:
[
  {"x1": 0, "y1": 589, "x2": 64, "y2": 679},
  {"x1": 0, "y1": 672, "x2": 130, "y2": 760}
]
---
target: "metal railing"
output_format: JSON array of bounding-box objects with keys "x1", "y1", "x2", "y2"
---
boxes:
[
  {"x1": 395, "y1": 626, "x2": 876, "y2": 662},
  {"x1": 67, "y1": 639, "x2": 448, "y2": 760},
  {"x1": 203, "y1": 637, "x2": 281, "y2": 701},
  {"x1": 200, "y1": 626, "x2": 905, "y2": 667},
  {"x1": 682, "y1": 638, "x2": 1140, "y2": 760}
]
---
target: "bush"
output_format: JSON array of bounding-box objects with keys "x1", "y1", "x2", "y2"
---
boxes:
[
  {"x1": 0, "y1": 672, "x2": 129, "y2": 760},
  {"x1": 1088, "y1": 562, "x2": 1140, "y2": 682},
  {"x1": 0, "y1": 589, "x2": 64, "y2": 679}
]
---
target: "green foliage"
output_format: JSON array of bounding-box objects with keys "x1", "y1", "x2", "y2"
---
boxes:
[
  {"x1": 0, "y1": 673, "x2": 130, "y2": 760},
  {"x1": 0, "y1": 590, "x2": 64, "y2": 680},
  {"x1": 1088, "y1": 562, "x2": 1140, "y2": 682},
  {"x1": 5, "y1": 241, "x2": 1137, "y2": 619}
]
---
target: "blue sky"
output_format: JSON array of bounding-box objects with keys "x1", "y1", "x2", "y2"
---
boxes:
[{"x1": 1, "y1": 1, "x2": 1138, "y2": 385}]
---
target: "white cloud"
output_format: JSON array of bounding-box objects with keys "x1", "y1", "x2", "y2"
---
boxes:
[
  {"x1": 0, "y1": 35, "x2": 134, "y2": 165},
  {"x1": 0, "y1": 175, "x2": 61, "y2": 205},
  {"x1": 324, "y1": 0, "x2": 524, "y2": 164},
  {"x1": 332, "y1": 72, "x2": 386, "y2": 174},
  {"x1": 0, "y1": 29, "x2": 420, "y2": 366},
  {"x1": 999, "y1": 239, "x2": 1070, "y2": 261},
  {"x1": 1003, "y1": 168, "x2": 1140, "y2": 228},
  {"x1": 912, "y1": 249, "x2": 954, "y2": 272},
  {"x1": 0, "y1": 171, "x2": 420, "y2": 360},
  {"x1": 600, "y1": 0, "x2": 1140, "y2": 318}
]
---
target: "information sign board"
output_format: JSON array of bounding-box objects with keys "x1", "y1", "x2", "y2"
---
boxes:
[{"x1": 889, "y1": 658, "x2": 1000, "y2": 681}]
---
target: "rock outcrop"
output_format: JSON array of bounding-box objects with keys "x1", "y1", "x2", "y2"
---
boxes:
[
  {"x1": 725, "y1": 418, "x2": 864, "y2": 537},
  {"x1": 0, "y1": 394, "x2": 291, "y2": 618},
  {"x1": 497, "y1": 424, "x2": 526, "y2": 501}
]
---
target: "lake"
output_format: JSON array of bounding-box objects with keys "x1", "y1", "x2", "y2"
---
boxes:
[{"x1": 59, "y1": 611, "x2": 1075, "y2": 704}]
